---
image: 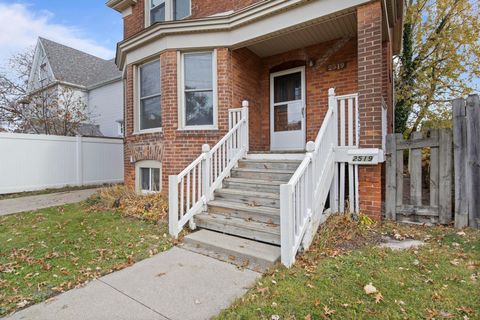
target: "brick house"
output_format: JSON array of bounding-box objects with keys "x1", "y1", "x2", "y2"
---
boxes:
[{"x1": 108, "y1": 0, "x2": 403, "y2": 267}]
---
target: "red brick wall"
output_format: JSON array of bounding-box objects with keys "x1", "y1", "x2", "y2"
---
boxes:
[
  {"x1": 231, "y1": 48, "x2": 263, "y2": 150},
  {"x1": 191, "y1": 0, "x2": 262, "y2": 19},
  {"x1": 123, "y1": 64, "x2": 164, "y2": 189},
  {"x1": 124, "y1": 49, "x2": 232, "y2": 192},
  {"x1": 124, "y1": 0, "x2": 145, "y2": 39},
  {"x1": 230, "y1": 39, "x2": 358, "y2": 151},
  {"x1": 357, "y1": 0, "x2": 383, "y2": 220},
  {"x1": 123, "y1": 0, "x2": 262, "y2": 40}
]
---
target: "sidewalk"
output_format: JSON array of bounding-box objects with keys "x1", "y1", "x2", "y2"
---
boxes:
[
  {"x1": 0, "y1": 189, "x2": 97, "y2": 216},
  {"x1": 6, "y1": 247, "x2": 260, "y2": 320}
]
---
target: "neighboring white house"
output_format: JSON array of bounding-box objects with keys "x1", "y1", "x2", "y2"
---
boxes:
[{"x1": 27, "y1": 37, "x2": 123, "y2": 137}]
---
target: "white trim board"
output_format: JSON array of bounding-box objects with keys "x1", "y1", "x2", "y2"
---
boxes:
[{"x1": 117, "y1": 0, "x2": 370, "y2": 68}]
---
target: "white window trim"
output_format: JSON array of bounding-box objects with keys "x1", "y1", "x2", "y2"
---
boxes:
[
  {"x1": 134, "y1": 60, "x2": 162, "y2": 134},
  {"x1": 145, "y1": 0, "x2": 191, "y2": 27},
  {"x1": 135, "y1": 160, "x2": 162, "y2": 194},
  {"x1": 177, "y1": 50, "x2": 218, "y2": 131}
]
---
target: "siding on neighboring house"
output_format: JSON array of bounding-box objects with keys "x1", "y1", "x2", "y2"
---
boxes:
[{"x1": 88, "y1": 81, "x2": 123, "y2": 137}]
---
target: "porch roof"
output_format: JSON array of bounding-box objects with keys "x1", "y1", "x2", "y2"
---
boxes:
[{"x1": 115, "y1": 0, "x2": 402, "y2": 70}]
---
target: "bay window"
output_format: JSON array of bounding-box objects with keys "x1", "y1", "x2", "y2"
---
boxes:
[
  {"x1": 180, "y1": 51, "x2": 217, "y2": 129},
  {"x1": 138, "y1": 60, "x2": 161, "y2": 132}
]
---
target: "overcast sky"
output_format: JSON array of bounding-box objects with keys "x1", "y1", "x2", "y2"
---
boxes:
[{"x1": 0, "y1": 1, "x2": 122, "y2": 64}]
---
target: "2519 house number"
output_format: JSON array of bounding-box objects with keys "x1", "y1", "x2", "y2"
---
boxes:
[{"x1": 352, "y1": 156, "x2": 374, "y2": 162}]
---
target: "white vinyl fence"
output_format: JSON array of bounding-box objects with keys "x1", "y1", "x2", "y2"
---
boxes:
[{"x1": 0, "y1": 133, "x2": 124, "y2": 194}]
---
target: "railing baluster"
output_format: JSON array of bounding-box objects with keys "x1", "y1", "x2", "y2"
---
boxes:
[
  {"x1": 180, "y1": 177, "x2": 184, "y2": 218},
  {"x1": 192, "y1": 166, "x2": 196, "y2": 206}
]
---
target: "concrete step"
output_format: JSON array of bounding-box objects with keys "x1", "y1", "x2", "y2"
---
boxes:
[
  {"x1": 214, "y1": 188, "x2": 280, "y2": 208},
  {"x1": 231, "y1": 168, "x2": 295, "y2": 182},
  {"x1": 223, "y1": 177, "x2": 283, "y2": 193},
  {"x1": 238, "y1": 159, "x2": 302, "y2": 171},
  {"x1": 194, "y1": 213, "x2": 280, "y2": 245},
  {"x1": 182, "y1": 229, "x2": 280, "y2": 272},
  {"x1": 208, "y1": 199, "x2": 280, "y2": 224},
  {"x1": 246, "y1": 153, "x2": 305, "y2": 161}
]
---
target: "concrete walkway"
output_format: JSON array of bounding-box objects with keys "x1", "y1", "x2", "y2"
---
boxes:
[
  {"x1": 0, "y1": 189, "x2": 98, "y2": 216},
  {"x1": 7, "y1": 247, "x2": 260, "y2": 320}
]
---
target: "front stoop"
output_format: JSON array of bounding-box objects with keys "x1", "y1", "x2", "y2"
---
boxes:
[
  {"x1": 180, "y1": 156, "x2": 302, "y2": 272},
  {"x1": 181, "y1": 229, "x2": 281, "y2": 272}
]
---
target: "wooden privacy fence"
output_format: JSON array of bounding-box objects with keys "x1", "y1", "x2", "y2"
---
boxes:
[
  {"x1": 386, "y1": 129, "x2": 452, "y2": 224},
  {"x1": 385, "y1": 94, "x2": 480, "y2": 229},
  {"x1": 453, "y1": 94, "x2": 480, "y2": 229}
]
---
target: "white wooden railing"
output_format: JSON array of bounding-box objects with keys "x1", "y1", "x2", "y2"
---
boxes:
[
  {"x1": 336, "y1": 93, "x2": 360, "y2": 214},
  {"x1": 169, "y1": 105, "x2": 249, "y2": 237},
  {"x1": 280, "y1": 88, "x2": 338, "y2": 267}
]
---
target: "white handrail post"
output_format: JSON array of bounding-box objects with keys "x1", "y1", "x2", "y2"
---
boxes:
[
  {"x1": 201, "y1": 144, "x2": 211, "y2": 203},
  {"x1": 168, "y1": 175, "x2": 179, "y2": 238},
  {"x1": 306, "y1": 141, "x2": 315, "y2": 214},
  {"x1": 328, "y1": 88, "x2": 339, "y2": 212},
  {"x1": 280, "y1": 183, "x2": 294, "y2": 267},
  {"x1": 242, "y1": 100, "x2": 249, "y2": 153}
]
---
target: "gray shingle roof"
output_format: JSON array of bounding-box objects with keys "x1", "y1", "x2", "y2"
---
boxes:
[{"x1": 39, "y1": 37, "x2": 121, "y2": 88}]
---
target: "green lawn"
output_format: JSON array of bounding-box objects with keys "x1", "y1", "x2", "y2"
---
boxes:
[
  {"x1": 217, "y1": 216, "x2": 480, "y2": 320},
  {"x1": 0, "y1": 203, "x2": 172, "y2": 316}
]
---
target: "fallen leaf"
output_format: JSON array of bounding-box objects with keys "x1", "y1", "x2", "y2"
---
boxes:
[
  {"x1": 304, "y1": 315, "x2": 312, "y2": 320},
  {"x1": 363, "y1": 283, "x2": 377, "y2": 294},
  {"x1": 375, "y1": 292, "x2": 383, "y2": 303},
  {"x1": 323, "y1": 305, "x2": 336, "y2": 316}
]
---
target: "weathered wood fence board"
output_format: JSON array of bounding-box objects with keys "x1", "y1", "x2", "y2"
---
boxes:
[
  {"x1": 386, "y1": 94, "x2": 479, "y2": 228},
  {"x1": 454, "y1": 94, "x2": 480, "y2": 229},
  {"x1": 386, "y1": 129, "x2": 452, "y2": 224}
]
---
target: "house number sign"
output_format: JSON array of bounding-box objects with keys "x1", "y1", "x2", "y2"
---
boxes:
[
  {"x1": 327, "y1": 62, "x2": 346, "y2": 71},
  {"x1": 335, "y1": 148, "x2": 385, "y2": 165}
]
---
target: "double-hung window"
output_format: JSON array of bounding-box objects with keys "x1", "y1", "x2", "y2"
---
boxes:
[
  {"x1": 148, "y1": 0, "x2": 191, "y2": 25},
  {"x1": 173, "y1": 0, "x2": 190, "y2": 20},
  {"x1": 150, "y1": 0, "x2": 166, "y2": 24},
  {"x1": 180, "y1": 52, "x2": 217, "y2": 129},
  {"x1": 138, "y1": 60, "x2": 161, "y2": 132}
]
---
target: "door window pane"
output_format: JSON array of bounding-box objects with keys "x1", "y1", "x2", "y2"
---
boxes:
[
  {"x1": 274, "y1": 104, "x2": 302, "y2": 132},
  {"x1": 274, "y1": 72, "x2": 302, "y2": 103},
  {"x1": 174, "y1": 0, "x2": 190, "y2": 20},
  {"x1": 151, "y1": 0, "x2": 165, "y2": 24},
  {"x1": 141, "y1": 168, "x2": 150, "y2": 190},
  {"x1": 185, "y1": 91, "x2": 213, "y2": 126}
]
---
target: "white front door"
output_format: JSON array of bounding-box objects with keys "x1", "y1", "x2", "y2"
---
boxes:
[{"x1": 270, "y1": 67, "x2": 306, "y2": 151}]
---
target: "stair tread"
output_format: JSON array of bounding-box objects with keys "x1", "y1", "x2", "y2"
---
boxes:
[
  {"x1": 239, "y1": 159, "x2": 302, "y2": 164},
  {"x1": 208, "y1": 200, "x2": 279, "y2": 214},
  {"x1": 232, "y1": 167, "x2": 296, "y2": 174},
  {"x1": 215, "y1": 188, "x2": 280, "y2": 199},
  {"x1": 225, "y1": 177, "x2": 286, "y2": 185},
  {"x1": 196, "y1": 213, "x2": 280, "y2": 235},
  {"x1": 183, "y1": 230, "x2": 280, "y2": 262}
]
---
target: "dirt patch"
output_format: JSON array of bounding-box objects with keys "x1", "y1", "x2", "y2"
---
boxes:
[{"x1": 297, "y1": 214, "x2": 383, "y2": 266}]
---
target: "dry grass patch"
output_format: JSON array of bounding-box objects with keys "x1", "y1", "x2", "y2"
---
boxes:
[{"x1": 88, "y1": 185, "x2": 168, "y2": 223}]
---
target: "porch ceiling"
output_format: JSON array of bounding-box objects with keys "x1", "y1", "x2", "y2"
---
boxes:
[{"x1": 245, "y1": 11, "x2": 357, "y2": 58}]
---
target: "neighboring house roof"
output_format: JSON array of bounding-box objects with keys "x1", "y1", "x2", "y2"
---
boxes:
[{"x1": 39, "y1": 37, "x2": 121, "y2": 88}]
